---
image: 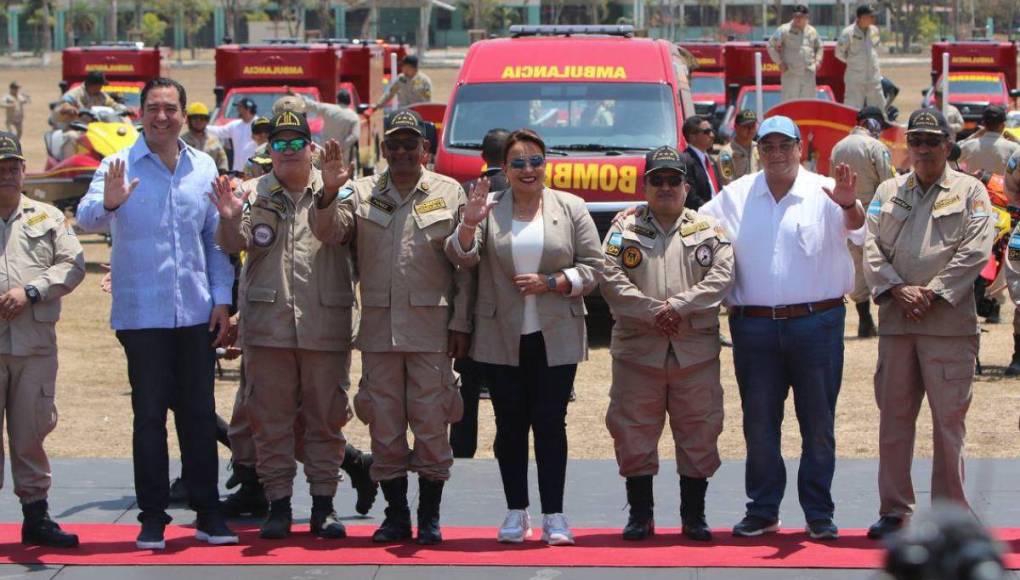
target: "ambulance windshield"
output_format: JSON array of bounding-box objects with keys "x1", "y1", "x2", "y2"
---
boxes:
[
  {"x1": 220, "y1": 92, "x2": 319, "y2": 121},
  {"x1": 691, "y1": 75, "x2": 725, "y2": 95},
  {"x1": 446, "y1": 83, "x2": 676, "y2": 152},
  {"x1": 948, "y1": 77, "x2": 1005, "y2": 95}
]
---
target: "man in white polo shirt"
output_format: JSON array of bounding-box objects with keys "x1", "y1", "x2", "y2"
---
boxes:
[{"x1": 699, "y1": 115, "x2": 864, "y2": 541}]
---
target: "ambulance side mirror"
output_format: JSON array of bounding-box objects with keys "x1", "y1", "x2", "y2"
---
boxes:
[{"x1": 1010, "y1": 89, "x2": 1020, "y2": 99}]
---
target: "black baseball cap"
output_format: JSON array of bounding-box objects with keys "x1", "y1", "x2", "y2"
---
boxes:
[
  {"x1": 0, "y1": 131, "x2": 25, "y2": 161},
  {"x1": 251, "y1": 116, "x2": 272, "y2": 133},
  {"x1": 644, "y1": 146, "x2": 687, "y2": 176},
  {"x1": 402, "y1": 55, "x2": 419, "y2": 68},
  {"x1": 857, "y1": 106, "x2": 891, "y2": 129},
  {"x1": 385, "y1": 109, "x2": 424, "y2": 137},
  {"x1": 856, "y1": 3, "x2": 875, "y2": 17},
  {"x1": 85, "y1": 71, "x2": 106, "y2": 85},
  {"x1": 736, "y1": 109, "x2": 758, "y2": 126},
  {"x1": 906, "y1": 108, "x2": 950, "y2": 136},
  {"x1": 269, "y1": 110, "x2": 311, "y2": 140},
  {"x1": 982, "y1": 105, "x2": 1007, "y2": 127},
  {"x1": 238, "y1": 98, "x2": 257, "y2": 113},
  {"x1": 792, "y1": 4, "x2": 809, "y2": 14}
]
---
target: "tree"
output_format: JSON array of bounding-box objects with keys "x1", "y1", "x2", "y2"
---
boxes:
[
  {"x1": 220, "y1": 0, "x2": 268, "y2": 42},
  {"x1": 154, "y1": 0, "x2": 213, "y2": 57},
  {"x1": 882, "y1": 0, "x2": 922, "y2": 53},
  {"x1": 140, "y1": 12, "x2": 168, "y2": 46},
  {"x1": 25, "y1": 0, "x2": 53, "y2": 56}
]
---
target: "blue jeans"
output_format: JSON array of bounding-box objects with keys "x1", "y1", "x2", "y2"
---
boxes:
[{"x1": 729, "y1": 305, "x2": 845, "y2": 523}]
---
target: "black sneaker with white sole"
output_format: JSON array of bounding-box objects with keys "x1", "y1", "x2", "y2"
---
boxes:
[
  {"x1": 195, "y1": 513, "x2": 239, "y2": 545},
  {"x1": 136, "y1": 518, "x2": 167, "y2": 550},
  {"x1": 732, "y1": 515, "x2": 781, "y2": 537},
  {"x1": 806, "y1": 518, "x2": 839, "y2": 540}
]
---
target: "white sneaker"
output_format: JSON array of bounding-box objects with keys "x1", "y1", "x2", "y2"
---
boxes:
[
  {"x1": 542, "y1": 513, "x2": 575, "y2": 546},
  {"x1": 497, "y1": 509, "x2": 532, "y2": 543}
]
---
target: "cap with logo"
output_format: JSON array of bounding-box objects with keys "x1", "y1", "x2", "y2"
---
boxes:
[
  {"x1": 644, "y1": 146, "x2": 687, "y2": 176},
  {"x1": 857, "y1": 105, "x2": 890, "y2": 129},
  {"x1": 251, "y1": 116, "x2": 272, "y2": 133},
  {"x1": 385, "y1": 109, "x2": 424, "y2": 137},
  {"x1": 792, "y1": 4, "x2": 810, "y2": 14},
  {"x1": 0, "y1": 132, "x2": 25, "y2": 161},
  {"x1": 756, "y1": 115, "x2": 801, "y2": 141},
  {"x1": 736, "y1": 109, "x2": 758, "y2": 126},
  {"x1": 269, "y1": 110, "x2": 312, "y2": 140},
  {"x1": 906, "y1": 108, "x2": 950, "y2": 136},
  {"x1": 982, "y1": 105, "x2": 1006, "y2": 127}
]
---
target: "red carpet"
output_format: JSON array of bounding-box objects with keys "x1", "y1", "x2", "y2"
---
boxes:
[{"x1": 2, "y1": 524, "x2": 1019, "y2": 568}]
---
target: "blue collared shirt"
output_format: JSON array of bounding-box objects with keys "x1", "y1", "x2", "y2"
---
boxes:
[{"x1": 77, "y1": 138, "x2": 233, "y2": 330}]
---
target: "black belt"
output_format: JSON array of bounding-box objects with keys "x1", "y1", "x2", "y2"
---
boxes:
[{"x1": 731, "y1": 298, "x2": 846, "y2": 320}]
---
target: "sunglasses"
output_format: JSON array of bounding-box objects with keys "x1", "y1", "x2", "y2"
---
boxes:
[
  {"x1": 509, "y1": 155, "x2": 545, "y2": 170},
  {"x1": 696, "y1": 127, "x2": 715, "y2": 135},
  {"x1": 647, "y1": 174, "x2": 684, "y2": 187},
  {"x1": 270, "y1": 138, "x2": 309, "y2": 152},
  {"x1": 383, "y1": 138, "x2": 421, "y2": 152},
  {"x1": 907, "y1": 135, "x2": 945, "y2": 148}
]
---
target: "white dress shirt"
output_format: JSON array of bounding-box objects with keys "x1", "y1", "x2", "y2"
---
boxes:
[
  {"x1": 699, "y1": 168, "x2": 864, "y2": 307},
  {"x1": 207, "y1": 118, "x2": 255, "y2": 173},
  {"x1": 511, "y1": 217, "x2": 544, "y2": 335}
]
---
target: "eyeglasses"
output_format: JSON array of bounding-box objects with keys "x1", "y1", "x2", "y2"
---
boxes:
[
  {"x1": 758, "y1": 141, "x2": 799, "y2": 155},
  {"x1": 907, "y1": 134, "x2": 945, "y2": 148},
  {"x1": 696, "y1": 127, "x2": 715, "y2": 135},
  {"x1": 647, "y1": 174, "x2": 684, "y2": 187},
  {"x1": 508, "y1": 155, "x2": 545, "y2": 170},
  {"x1": 270, "y1": 138, "x2": 309, "y2": 152},
  {"x1": 383, "y1": 138, "x2": 421, "y2": 152}
]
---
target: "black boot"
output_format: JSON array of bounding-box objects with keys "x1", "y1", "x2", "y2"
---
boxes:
[
  {"x1": 21, "y1": 500, "x2": 79, "y2": 548},
  {"x1": 986, "y1": 300, "x2": 1002, "y2": 324},
  {"x1": 1005, "y1": 334, "x2": 1020, "y2": 377},
  {"x1": 416, "y1": 477, "x2": 445, "y2": 545},
  {"x1": 259, "y1": 497, "x2": 293, "y2": 539},
  {"x1": 372, "y1": 476, "x2": 412, "y2": 542},
  {"x1": 220, "y1": 464, "x2": 268, "y2": 518},
  {"x1": 680, "y1": 476, "x2": 712, "y2": 542},
  {"x1": 341, "y1": 445, "x2": 379, "y2": 515},
  {"x1": 856, "y1": 301, "x2": 877, "y2": 338},
  {"x1": 310, "y1": 495, "x2": 347, "y2": 539},
  {"x1": 622, "y1": 475, "x2": 654, "y2": 540}
]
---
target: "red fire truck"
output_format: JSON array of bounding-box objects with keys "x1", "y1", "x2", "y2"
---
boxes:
[
  {"x1": 923, "y1": 41, "x2": 1020, "y2": 133},
  {"x1": 213, "y1": 39, "x2": 384, "y2": 173},
  {"x1": 60, "y1": 43, "x2": 162, "y2": 116}
]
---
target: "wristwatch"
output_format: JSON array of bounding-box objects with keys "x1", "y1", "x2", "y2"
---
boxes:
[
  {"x1": 546, "y1": 274, "x2": 557, "y2": 291},
  {"x1": 24, "y1": 285, "x2": 39, "y2": 304}
]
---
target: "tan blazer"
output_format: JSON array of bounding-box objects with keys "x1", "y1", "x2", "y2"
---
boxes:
[{"x1": 445, "y1": 187, "x2": 603, "y2": 367}]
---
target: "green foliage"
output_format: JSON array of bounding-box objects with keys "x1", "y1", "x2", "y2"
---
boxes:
[
  {"x1": 916, "y1": 10, "x2": 940, "y2": 42},
  {"x1": 141, "y1": 12, "x2": 168, "y2": 46}
]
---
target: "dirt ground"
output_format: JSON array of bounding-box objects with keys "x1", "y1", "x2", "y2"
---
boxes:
[{"x1": 4, "y1": 58, "x2": 1019, "y2": 461}]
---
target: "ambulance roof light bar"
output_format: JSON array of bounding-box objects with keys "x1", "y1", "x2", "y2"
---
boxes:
[{"x1": 509, "y1": 25, "x2": 634, "y2": 38}]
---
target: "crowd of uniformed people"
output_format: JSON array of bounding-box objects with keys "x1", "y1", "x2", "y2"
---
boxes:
[{"x1": 0, "y1": 15, "x2": 1015, "y2": 558}]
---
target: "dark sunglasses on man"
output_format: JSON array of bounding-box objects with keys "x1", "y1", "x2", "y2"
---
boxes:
[
  {"x1": 906, "y1": 135, "x2": 944, "y2": 148},
  {"x1": 270, "y1": 138, "x2": 309, "y2": 153},
  {"x1": 647, "y1": 174, "x2": 684, "y2": 187}
]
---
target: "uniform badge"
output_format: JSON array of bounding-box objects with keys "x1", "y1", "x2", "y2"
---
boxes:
[
  {"x1": 415, "y1": 197, "x2": 447, "y2": 214},
  {"x1": 420, "y1": 182, "x2": 430, "y2": 192},
  {"x1": 629, "y1": 224, "x2": 657, "y2": 239},
  {"x1": 621, "y1": 246, "x2": 643, "y2": 269},
  {"x1": 252, "y1": 223, "x2": 276, "y2": 247},
  {"x1": 369, "y1": 196, "x2": 396, "y2": 214},
  {"x1": 720, "y1": 152, "x2": 734, "y2": 180},
  {"x1": 680, "y1": 221, "x2": 711, "y2": 237},
  {"x1": 891, "y1": 197, "x2": 912, "y2": 211},
  {"x1": 933, "y1": 195, "x2": 960, "y2": 211},
  {"x1": 26, "y1": 214, "x2": 47, "y2": 227},
  {"x1": 606, "y1": 232, "x2": 623, "y2": 256},
  {"x1": 695, "y1": 243, "x2": 713, "y2": 267}
]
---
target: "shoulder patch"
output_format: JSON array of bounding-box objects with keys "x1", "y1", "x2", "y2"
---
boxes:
[
  {"x1": 606, "y1": 231, "x2": 623, "y2": 256},
  {"x1": 1010, "y1": 232, "x2": 1020, "y2": 250},
  {"x1": 621, "y1": 246, "x2": 643, "y2": 268},
  {"x1": 680, "y1": 221, "x2": 711, "y2": 237},
  {"x1": 338, "y1": 186, "x2": 354, "y2": 200},
  {"x1": 1009, "y1": 156, "x2": 1019, "y2": 174},
  {"x1": 867, "y1": 197, "x2": 882, "y2": 215},
  {"x1": 695, "y1": 243, "x2": 713, "y2": 267}
]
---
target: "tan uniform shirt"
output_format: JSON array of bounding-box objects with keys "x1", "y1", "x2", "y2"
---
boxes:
[
  {"x1": 767, "y1": 22, "x2": 823, "y2": 73},
  {"x1": 830, "y1": 126, "x2": 895, "y2": 204},
  {"x1": 384, "y1": 73, "x2": 433, "y2": 107},
  {"x1": 217, "y1": 169, "x2": 356, "y2": 352},
  {"x1": 943, "y1": 104, "x2": 965, "y2": 136},
  {"x1": 864, "y1": 167, "x2": 995, "y2": 336},
  {"x1": 1005, "y1": 150, "x2": 1020, "y2": 205},
  {"x1": 342, "y1": 170, "x2": 471, "y2": 352},
  {"x1": 958, "y1": 131, "x2": 1020, "y2": 175},
  {"x1": 836, "y1": 23, "x2": 882, "y2": 83},
  {"x1": 601, "y1": 206, "x2": 734, "y2": 368},
  {"x1": 181, "y1": 130, "x2": 229, "y2": 173},
  {"x1": 1, "y1": 92, "x2": 29, "y2": 123},
  {"x1": 61, "y1": 85, "x2": 118, "y2": 110},
  {"x1": 0, "y1": 197, "x2": 85, "y2": 356},
  {"x1": 718, "y1": 141, "x2": 759, "y2": 183},
  {"x1": 303, "y1": 101, "x2": 361, "y2": 150}
]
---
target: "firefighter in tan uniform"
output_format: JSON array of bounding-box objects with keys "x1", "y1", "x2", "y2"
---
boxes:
[
  {"x1": 61, "y1": 71, "x2": 123, "y2": 112},
  {"x1": 182, "y1": 102, "x2": 229, "y2": 174},
  {"x1": 375, "y1": 55, "x2": 433, "y2": 109},
  {"x1": 601, "y1": 146, "x2": 734, "y2": 543},
  {"x1": 1004, "y1": 150, "x2": 1020, "y2": 375},
  {"x1": 718, "y1": 109, "x2": 760, "y2": 183},
  {"x1": 958, "y1": 106, "x2": 1019, "y2": 175},
  {"x1": 863, "y1": 108, "x2": 995, "y2": 540},
  {"x1": 212, "y1": 111, "x2": 355, "y2": 541},
  {"x1": 836, "y1": 4, "x2": 885, "y2": 111},
  {"x1": 0, "y1": 132, "x2": 85, "y2": 547},
  {"x1": 767, "y1": 5, "x2": 823, "y2": 102},
  {"x1": 339, "y1": 110, "x2": 471, "y2": 545},
  {"x1": 830, "y1": 106, "x2": 895, "y2": 337}
]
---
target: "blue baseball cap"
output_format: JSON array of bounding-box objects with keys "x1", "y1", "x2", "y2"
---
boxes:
[{"x1": 756, "y1": 115, "x2": 801, "y2": 141}]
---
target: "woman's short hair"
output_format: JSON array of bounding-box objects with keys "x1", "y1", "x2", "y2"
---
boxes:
[{"x1": 502, "y1": 128, "x2": 546, "y2": 163}]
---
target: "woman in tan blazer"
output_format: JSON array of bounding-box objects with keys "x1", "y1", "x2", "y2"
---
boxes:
[{"x1": 445, "y1": 129, "x2": 603, "y2": 546}]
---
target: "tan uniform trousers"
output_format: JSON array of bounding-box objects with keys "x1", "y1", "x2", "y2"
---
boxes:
[
  {"x1": 875, "y1": 334, "x2": 977, "y2": 518},
  {"x1": 606, "y1": 353, "x2": 723, "y2": 479},
  {"x1": 848, "y1": 240, "x2": 871, "y2": 304},
  {"x1": 843, "y1": 80, "x2": 886, "y2": 111},
  {"x1": 354, "y1": 351, "x2": 463, "y2": 483},
  {"x1": 246, "y1": 346, "x2": 351, "y2": 501},
  {"x1": 781, "y1": 71, "x2": 816, "y2": 102},
  {"x1": 0, "y1": 354, "x2": 58, "y2": 504},
  {"x1": 227, "y1": 361, "x2": 257, "y2": 468}
]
